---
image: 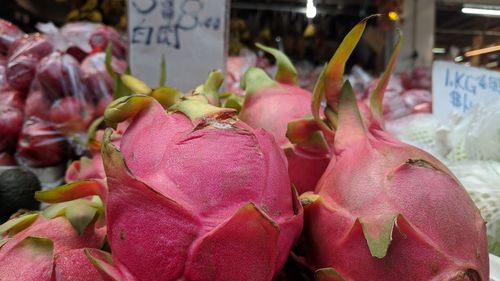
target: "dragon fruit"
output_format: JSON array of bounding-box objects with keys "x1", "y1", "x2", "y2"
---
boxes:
[
  {"x1": 42, "y1": 72, "x2": 303, "y2": 280},
  {"x1": 238, "y1": 44, "x2": 330, "y2": 194},
  {"x1": 0, "y1": 198, "x2": 106, "y2": 281},
  {"x1": 296, "y1": 27, "x2": 489, "y2": 281}
]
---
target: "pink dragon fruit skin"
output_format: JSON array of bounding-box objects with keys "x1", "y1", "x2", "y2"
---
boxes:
[
  {"x1": 239, "y1": 44, "x2": 330, "y2": 195},
  {"x1": 298, "y1": 31, "x2": 489, "y2": 280},
  {"x1": 81, "y1": 94, "x2": 303, "y2": 281},
  {"x1": 0, "y1": 200, "x2": 106, "y2": 281}
]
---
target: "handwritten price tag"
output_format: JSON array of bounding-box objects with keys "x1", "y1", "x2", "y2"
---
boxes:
[
  {"x1": 432, "y1": 61, "x2": 500, "y2": 119},
  {"x1": 127, "y1": 0, "x2": 228, "y2": 90}
]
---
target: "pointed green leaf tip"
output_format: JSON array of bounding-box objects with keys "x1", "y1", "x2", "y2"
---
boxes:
[
  {"x1": 104, "y1": 95, "x2": 154, "y2": 128},
  {"x1": 315, "y1": 268, "x2": 348, "y2": 281},
  {"x1": 170, "y1": 99, "x2": 236, "y2": 123},
  {"x1": 159, "y1": 54, "x2": 166, "y2": 87},
  {"x1": 0, "y1": 213, "x2": 39, "y2": 236},
  {"x1": 324, "y1": 14, "x2": 378, "y2": 116},
  {"x1": 287, "y1": 117, "x2": 329, "y2": 154},
  {"x1": 18, "y1": 236, "x2": 54, "y2": 257},
  {"x1": 359, "y1": 213, "x2": 398, "y2": 258},
  {"x1": 121, "y1": 74, "x2": 152, "y2": 95},
  {"x1": 195, "y1": 69, "x2": 224, "y2": 106},
  {"x1": 311, "y1": 64, "x2": 333, "y2": 134},
  {"x1": 41, "y1": 198, "x2": 104, "y2": 235},
  {"x1": 65, "y1": 204, "x2": 98, "y2": 235},
  {"x1": 370, "y1": 29, "x2": 403, "y2": 127},
  {"x1": 223, "y1": 93, "x2": 244, "y2": 113},
  {"x1": 105, "y1": 43, "x2": 116, "y2": 80},
  {"x1": 150, "y1": 87, "x2": 182, "y2": 109},
  {"x1": 35, "y1": 180, "x2": 105, "y2": 203},
  {"x1": 240, "y1": 67, "x2": 278, "y2": 95},
  {"x1": 256, "y1": 43, "x2": 297, "y2": 84},
  {"x1": 85, "y1": 249, "x2": 123, "y2": 281}
]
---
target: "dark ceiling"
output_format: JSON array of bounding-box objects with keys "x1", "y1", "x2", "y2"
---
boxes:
[{"x1": 435, "y1": 2, "x2": 500, "y2": 49}]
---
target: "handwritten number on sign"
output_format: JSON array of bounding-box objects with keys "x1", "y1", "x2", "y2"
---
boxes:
[
  {"x1": 132, "y1": 19, "x2": 153, "y2": 45},
  {"x1": 161, "y1": 0, "x2": 175, "y2": 20},
  {"x1": 132, "y1": 0, "x2": 157, "y2": 14},
  {"x1": 131, "y1": 0, "x2": 221, "y2": 48}
]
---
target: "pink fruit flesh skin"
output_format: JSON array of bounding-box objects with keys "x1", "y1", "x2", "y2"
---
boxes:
[{"x1": 239, "y1": 83, "x2": 330, "y2": 194}]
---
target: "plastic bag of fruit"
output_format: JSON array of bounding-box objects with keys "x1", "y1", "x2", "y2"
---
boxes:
[{"x1": 0, "y1": 19, "x2": 127, "y2": 169}]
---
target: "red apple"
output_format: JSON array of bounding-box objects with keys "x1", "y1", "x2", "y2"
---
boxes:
[
  {"x1": 0, "y1": 151, "x2": 16, "y2": 166},
  {"x1": 36, "y1": 52, "x2": 87, "y2": 101},
  {"x1": 0, "y1": 19, "x2": 24, "y2": 55},
  {"x1": 0, "y1": 89, "x2": 25, "y2": 110},
  {"x1": 24, "y1": 88, "x2": 52, "y2": 120},
  {"x1": 89, "y1": 25, "x2": 127, "y2": 59},
  {"x1": 16, "y1": 117, "x2": 67, "y2": 167},
  {"x1": 6, "y1": 34, "x2": 53, "y2": 91},
  {"x1": 0, "y1": 105, "x2": 23, "y2": 151},
  {"x1": 50, "y1": 96, "x2": 95, "y2": 134},
  {"x1": 81, "y1": 52, "x2": 126, "y2": 102}
]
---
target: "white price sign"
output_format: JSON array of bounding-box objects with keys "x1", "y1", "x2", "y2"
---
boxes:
[
  {"x1": 432, "y1": 61, "x2": 500, "y2": 119},
  {"x1": 127, "y1": 0, "x2": 228, "y2": 91}
]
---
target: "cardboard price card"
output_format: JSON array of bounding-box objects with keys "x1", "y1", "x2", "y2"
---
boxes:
[
  {"x1": 432, "y1": 61, "x2": 500, "y2": 119},
  {"x1": 127, "y1": 0, "x2": 228, "y2": 91}
]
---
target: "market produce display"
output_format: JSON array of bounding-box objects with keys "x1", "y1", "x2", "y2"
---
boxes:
[
  {"x1": 0, "y1": 15, "x2": 496, "y2": 281},
  {"x1": 0, "y1": 19, "x2": 126, "y2": 169}
]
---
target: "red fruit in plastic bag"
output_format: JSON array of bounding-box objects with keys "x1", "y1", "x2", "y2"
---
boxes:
[
  {"x1": 0, "y1": 19, "x2": 24, "y2": 55},
  {"x1": 36, "y1": 52, "x2": 86, "y2": 101},
  {"x1": 0, "y1": 105, "x2": 23, "y2": 151},
  {"x1": 81, "y1": 52, "x2": 126, "y2": 101},
  {"x1": 8, "y1": 33, "x2": 53, "y2": 58},
  {"x1": 16, "y1": 117, "x2": 67, "y2": 167},
  {"x1": 0, "y1": 89, "x2": 25, "y2": 110},
  {"x1": 89, "y1": 25, "x2": 126, "y2": 59},
  {"x1": 24, "y1": 88, "x2": 51, "y2": 120},
  {"x1": 0, "y1": 151, "x2": 16, "y2": 166},
  {"x1": 50, "y1": 96, "x2": 95, "y2": 133},
  {"x1": 60, "y1": 22, "x2": 98, "y2": 61},
  {"x1": 6, "y1": 55, "x2": 38, "y2": 92},
  {"x1": 6, "y1": 34, "x2": 53, "y2": 91}
]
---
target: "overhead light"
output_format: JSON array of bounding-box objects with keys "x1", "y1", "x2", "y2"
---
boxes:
[
  {"x1": 454, "y1": 56, "x2": 464, "y2": 62},
  {"x1": 462, "y1": 4, "x2": 500, "y2": 16},
  {"x1": 306, "y1": 0, "x2": 317, "y2": 19},
  {"x1": 388, "y1": 11, "x2": 399, "y2": 21},
  {"x1": 465, "y1": 45, "x2": 500, "y2": 57},
  {"x1": 432, "y1": 47, "x2": 446, "y2": 54}
]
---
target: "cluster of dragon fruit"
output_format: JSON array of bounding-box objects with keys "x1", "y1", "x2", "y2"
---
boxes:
[
  {"x1": 0, "y1": 16, "x2": 490, "y2": 281},
  {"x1": 0, "y1": 19, "x2": 127, "y2": 167}
]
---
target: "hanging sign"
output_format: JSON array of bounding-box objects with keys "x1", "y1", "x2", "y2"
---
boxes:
[
  {"x1": 432, "y1": 61, "x2": 500, "y2": 119},
  {"x1": 127, "y1": 0, "x2": 228, "y2": 90}
]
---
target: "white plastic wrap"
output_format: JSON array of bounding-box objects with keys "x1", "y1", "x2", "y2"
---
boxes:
[{"x1": 386, "y1": 101, "x2": 500, "y2": 256}]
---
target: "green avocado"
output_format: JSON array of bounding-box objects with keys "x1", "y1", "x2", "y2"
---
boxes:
[{"x1": 0, "y1": 167, "x2": 41, "y2": 222}]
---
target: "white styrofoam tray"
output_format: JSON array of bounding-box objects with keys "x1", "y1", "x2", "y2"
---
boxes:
[{"x1": 491, "y1": 254, "x2": 500, "y2": 281}]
